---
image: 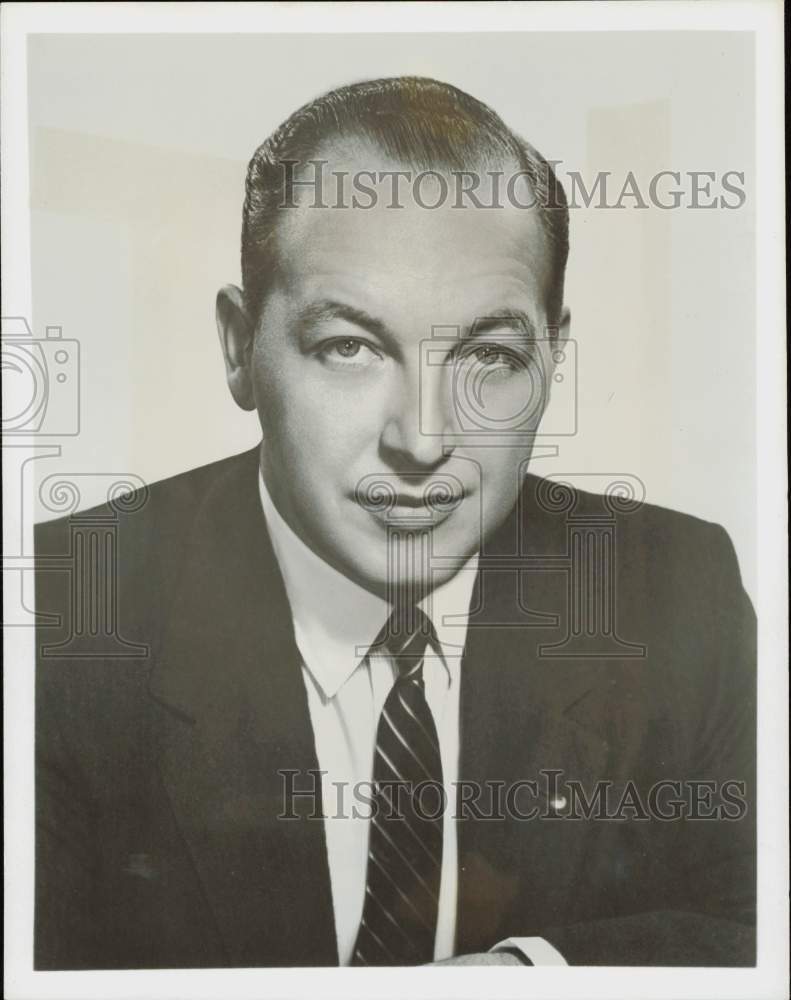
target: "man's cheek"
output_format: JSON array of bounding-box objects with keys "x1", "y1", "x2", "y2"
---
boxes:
[
  {"x1": 253, "y1": 374, "x2": 292, "y2": 429},
  {"x1": 479, "y1": 457, "x2": 523, "y2": 510}
]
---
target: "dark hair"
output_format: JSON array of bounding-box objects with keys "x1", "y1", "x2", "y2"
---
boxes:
[{"x1": 241, "y1": 76, "x2": 569, "y2": 323}]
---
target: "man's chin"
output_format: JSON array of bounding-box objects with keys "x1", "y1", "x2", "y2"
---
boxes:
[
  {"x1": 338, "y1": 555, "x2": 474, "y2": 604},
  {"x1": 325, "y1": 516, "x2": 480, "y2": 601}
]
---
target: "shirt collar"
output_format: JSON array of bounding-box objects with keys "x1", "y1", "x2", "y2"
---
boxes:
[{"x1": 258, "y1": 469, "x2": 478, "y2": 700}]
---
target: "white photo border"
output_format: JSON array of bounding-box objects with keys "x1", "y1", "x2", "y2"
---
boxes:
[{"x1": 2, "y1": 3, "x2": 787, "y2": 999}]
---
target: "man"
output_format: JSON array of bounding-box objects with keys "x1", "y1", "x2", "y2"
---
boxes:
[{"x1": 35, "y1": 76, "x2": 756, "y2": 969}]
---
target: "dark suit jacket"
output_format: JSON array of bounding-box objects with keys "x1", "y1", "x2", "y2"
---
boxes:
[{"x1": 34, "y1": 447, "x2": 756, "y2": 969}]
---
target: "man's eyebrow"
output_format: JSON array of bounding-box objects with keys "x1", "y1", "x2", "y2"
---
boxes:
[
  {"x1": 467, "y1": 308, "x2": 539, "y2": 340},
  {"x1": 297, "y1": 299, "x2": 388, "y2": 339},
  {"x1": 297, "y1": 300, "x2": 540, "y2": 343}
]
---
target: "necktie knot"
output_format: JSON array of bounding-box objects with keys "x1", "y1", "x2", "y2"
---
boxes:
[{"x1": 374, "y1": 605, "x2": 438, "y2": 680}]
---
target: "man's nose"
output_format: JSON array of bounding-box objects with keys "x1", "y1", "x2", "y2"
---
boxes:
[{"x1": 379, "y1": 364, "x2": 455, "y2": 470}]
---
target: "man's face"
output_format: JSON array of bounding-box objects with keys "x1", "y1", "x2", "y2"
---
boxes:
[{"x1": 221, "y1": 146, "x2": 568, "y2": 598}]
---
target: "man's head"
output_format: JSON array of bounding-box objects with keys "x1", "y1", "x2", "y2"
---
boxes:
[{"x1": 217, "y1": 76, "x2": 570, "y2": 599}]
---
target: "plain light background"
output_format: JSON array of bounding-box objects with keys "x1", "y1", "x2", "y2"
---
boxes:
[{"x1": 26, "y1": 31, "x2": 756, "y2": 598}]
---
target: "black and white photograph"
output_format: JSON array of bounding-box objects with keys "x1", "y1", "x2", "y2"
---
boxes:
[{"x1": 2, "y1": 4, "x2": 787, "y2": 1000}]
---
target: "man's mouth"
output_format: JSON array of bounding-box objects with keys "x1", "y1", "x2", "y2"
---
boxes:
[
  {"x1": 351, "y1": 478, "x2": 467, "y2": 525},
  {"x1": 390, "y1": 491, "x2": 461, "y2": 508}
]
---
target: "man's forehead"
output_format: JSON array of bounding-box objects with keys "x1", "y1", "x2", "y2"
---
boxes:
[
  {"x1": 309, "y1": 136, "x2": 529, "y2": 200},
  {"x1": 275, "y1": 143, "x2": 551, "y2": 288}
]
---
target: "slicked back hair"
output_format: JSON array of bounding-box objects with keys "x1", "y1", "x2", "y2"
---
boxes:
[{"x1": 241, "y1": 76, "x2": 569, "y2": 324}]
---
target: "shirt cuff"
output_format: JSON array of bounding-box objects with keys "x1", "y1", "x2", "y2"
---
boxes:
[{"x1": 489, "y1": 936, "x2": 569, "y2": 966}]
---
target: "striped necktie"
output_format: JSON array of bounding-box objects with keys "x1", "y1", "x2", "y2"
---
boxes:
[{"x1": 352, "y1": 605, "x2": 444, "y2": 966}]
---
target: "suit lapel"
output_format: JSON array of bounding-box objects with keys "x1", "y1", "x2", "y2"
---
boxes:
[{"x1": 149, "y1": 448, "x2": 338, "y2": 966}]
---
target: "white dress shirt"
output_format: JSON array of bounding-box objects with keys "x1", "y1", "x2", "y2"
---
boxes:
[{"x1": 258, "y1": 471, "x2": 567, "y2": 968}]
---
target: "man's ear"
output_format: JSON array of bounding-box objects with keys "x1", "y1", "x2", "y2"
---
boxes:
[
  {"x1": 547, "y1": 305, "x2": 571, "y2": 371},
  {"x1": 555, "y1": 306, "x2": 571, "y2": 345},
  {"x1": 541, "y1": 306, "x2": 571, "y2": 419},
  {"x1": 216, "y1": 284, "x2": 256, "y2": 411}
]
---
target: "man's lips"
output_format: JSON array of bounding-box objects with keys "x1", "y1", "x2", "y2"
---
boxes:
[
  {"x1": 350, "y1": 483, "x2": 467, "y2": 522},
  {"x1": 349, "y1": 473, "x2": 469, "y2": 527},
  {"x1": 387, "y1": 492, "x2": 463, "y2": 508}
]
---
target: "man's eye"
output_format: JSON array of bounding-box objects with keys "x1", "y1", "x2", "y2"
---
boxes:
[
  {"x1": 335, "y1": 339, "x2": 363, "y2": 358},
  {"x1": 472, "y1": 345, "x2": 507, "y2": 366},
  {"x1": 460, "y1": 343, "x2": 526, "y2": 371},
  {"x1": 318, "y1": 338, "x2": 382, "y2": 368}
]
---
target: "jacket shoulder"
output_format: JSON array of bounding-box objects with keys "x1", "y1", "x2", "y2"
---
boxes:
[
  {"x1": 35, "y1": 448, "x2": 257, "y2": 555},
  {"x1": 34, "y1": 448, "x2": 261, "y2": 678},
  {"x1": 520, "y1": 473, "x2": 745, "y2": 586}
]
